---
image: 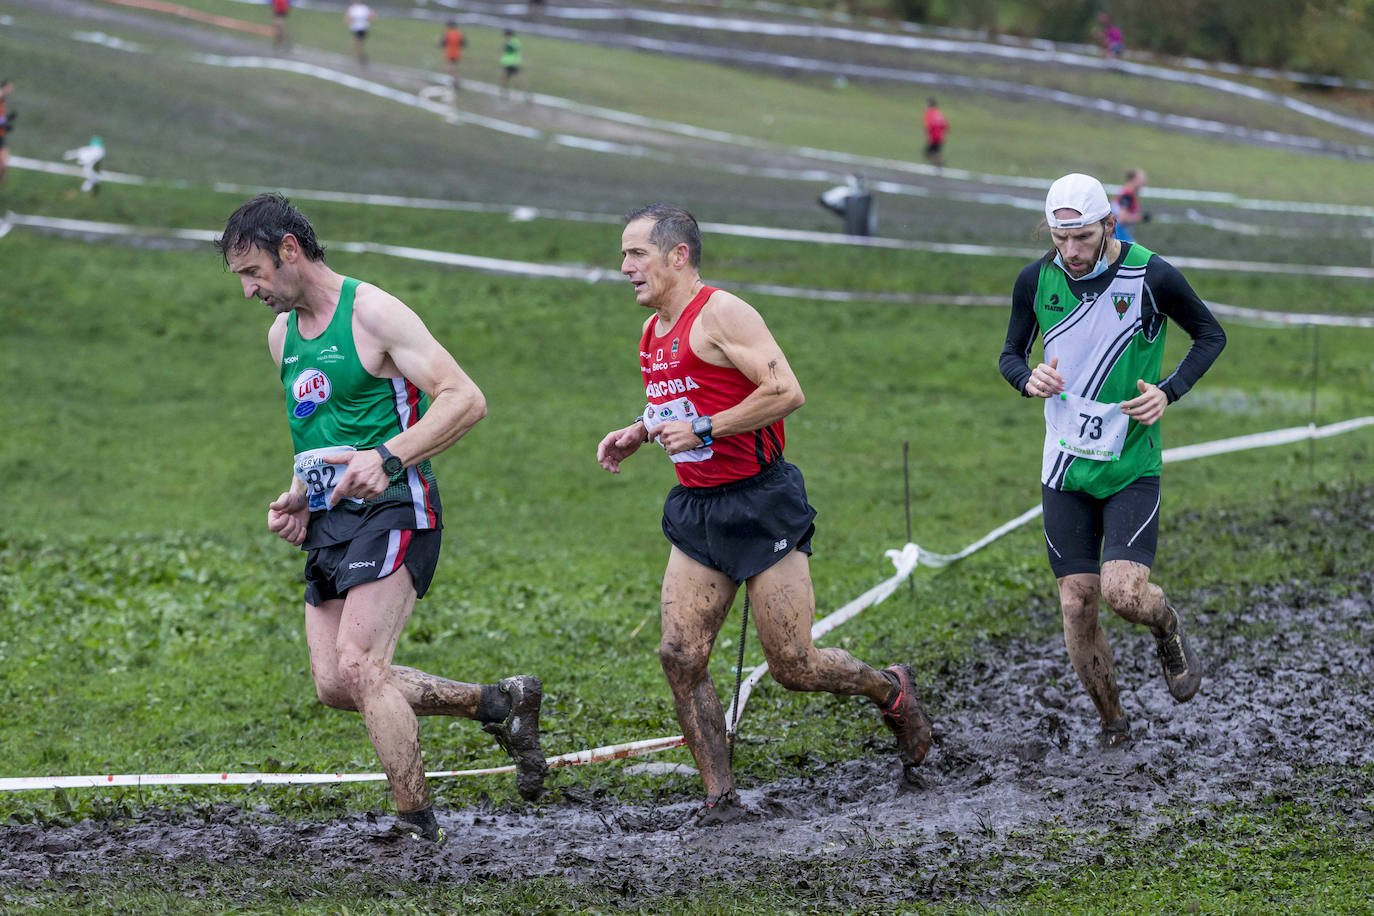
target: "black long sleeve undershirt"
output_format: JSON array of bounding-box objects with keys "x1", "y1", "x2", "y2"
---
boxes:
[{"x1": 998, "y1": 245, "x2": 1226, "y2": 403}]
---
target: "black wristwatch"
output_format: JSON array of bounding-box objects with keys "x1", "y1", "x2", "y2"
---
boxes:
[
  {"x1": 375, "y1": 443, "x2": 404, "y2": 478},
  {"x1": 691, "y1": 415, "x2": 713, "y2": 447}
]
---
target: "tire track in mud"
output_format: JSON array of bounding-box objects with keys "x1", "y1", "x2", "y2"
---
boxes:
[{"x1": 2, "y1": 575, "x2": 1369, "y2": 903}]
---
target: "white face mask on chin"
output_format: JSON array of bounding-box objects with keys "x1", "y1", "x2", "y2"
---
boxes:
[
  {"x1": 1053, "y1": 250, "x2": 1110, "y2": 281},
  {"x1": 1052, "y1": 231, "x2": 1111, "y2": 281}
]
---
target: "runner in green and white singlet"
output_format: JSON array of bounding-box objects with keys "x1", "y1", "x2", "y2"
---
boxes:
[
  {"x1": 217, "y1": 194, "x2": 548, "y2": 840},
  {"x1": 999, "y1": 173, "x2": 1226, "y2": 748}
]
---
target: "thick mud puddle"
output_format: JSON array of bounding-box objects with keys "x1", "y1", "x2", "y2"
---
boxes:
[{"x1": 2, "y1": 578, "x2": 1370, "y2": 902}]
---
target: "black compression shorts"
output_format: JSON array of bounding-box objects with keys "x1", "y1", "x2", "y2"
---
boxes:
[
  {"x1": 302, "y1": 526, "x2": 441, "y2": 605},
  {"x1": 1041, "y1": 476, "x2": 1160, "y2": 578},
  {"x1": 662, "y1": 459, "x2": 816, "y2": 583}
]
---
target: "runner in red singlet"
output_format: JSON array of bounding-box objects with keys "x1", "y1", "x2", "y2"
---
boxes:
[{"x1": 597, "y1": 204, "x2": 934, "y2": 824}]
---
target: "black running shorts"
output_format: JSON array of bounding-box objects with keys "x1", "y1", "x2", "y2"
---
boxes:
[
  {"x1": 1041, "y1": 475, "x2": 1161, "y2": 578},
  {"x1": 662, "y1": 460, "x2": 816, "y2": 584},
  {"x1": 302, "y1": 526, "x2": 441, "y2": 605}
]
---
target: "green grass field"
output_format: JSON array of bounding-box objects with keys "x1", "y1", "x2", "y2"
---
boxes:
[{"x1": 2, "y1": 1, "x2": 1373, "y2": 911}]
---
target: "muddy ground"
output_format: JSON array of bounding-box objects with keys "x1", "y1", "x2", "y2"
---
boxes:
[{"x1": 2, "y1": 575, "x2": 1370, "y2": 906}]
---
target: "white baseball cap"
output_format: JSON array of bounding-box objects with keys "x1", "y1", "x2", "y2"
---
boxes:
[{"x1": 1044, "y1": 173, "x2": 1111, "y2": 228}]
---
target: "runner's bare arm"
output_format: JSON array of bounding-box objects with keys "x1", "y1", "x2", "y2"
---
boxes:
[
  {"x1": 652, "y1": 293, "x2": 804, "y2": 455},
  {"x1": 324, "y1": 287, "x2": 486, "y2": 504}
]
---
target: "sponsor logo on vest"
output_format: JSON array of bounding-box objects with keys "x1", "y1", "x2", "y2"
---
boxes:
[
  {"x1": 670, "y1": 338, "x2": 679, "y2": 359},
  {"x1": 1112, "y1": 292, "x2": 1136, "y2": 319},
  {"x1": 283, "y1": 354, "x2": 300, "y2": 364},
  {"x1": 292, "y1": 368, "x2": 332, "y2": 419},
  {"x1": 1045, "y1": 293, "x2": 1063, "y2": 313},
  {"x1": 318, "y1": 344, "x2": 344, "y2": 362},
  {"x1": 645, "y1": 377, "x2": 701, "y2": 399},
  {"x1": 1080, "y1": 291, "x2": 1099, "y2": 309}
]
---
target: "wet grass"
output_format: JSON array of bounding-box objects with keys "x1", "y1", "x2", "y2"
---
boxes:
[
  {"x1": 7, "y1": 0, "x2": 1374, "y2": 210},
  {"x1": 2, "y1": 4, "x2": 1373, "y2": 911}
]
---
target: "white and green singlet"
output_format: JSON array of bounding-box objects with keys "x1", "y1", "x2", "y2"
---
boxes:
[{"x1": 999, "y1": 243, "x2": 1227, "y2": 499}]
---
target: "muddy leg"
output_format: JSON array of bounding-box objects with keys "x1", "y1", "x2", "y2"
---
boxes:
[
  {"x1": 1058, "y1": 573, "x2": 1123, "y2": 727},
  {"x1": 659, "y1": 547, "x2": 737, "y2": 799},
  {"x1": 748, "y1": 551, "x2": 892, "y2": 701},
  {"x1": 330, "y1": 569, "x2": 430, "y2": 812},
  {"x1": 1100, "y1": 560, "x2": 1172, "y2": 637}
]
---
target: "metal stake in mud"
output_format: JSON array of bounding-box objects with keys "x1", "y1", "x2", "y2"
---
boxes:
[
  {"x1": 903, "y1": 440, "x2": 914, "y2": 599},
  {"x1": 728, "y1": 594, "x2": 750, "y2": 768}
]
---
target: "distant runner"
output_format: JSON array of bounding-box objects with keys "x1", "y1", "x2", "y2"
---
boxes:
[
  {"x1": 1112, "y1": 169, "x2": 1148, "y2": 244},
  {"x1": 499, "y1": 29, "x2": 527, "y2": 98},
  {"x1": 999, "y1": 173, "x2": 1226, "y2": 748},
  {"x1": 0, "y1": 80, "x2": 13, "y2": 194},
  {"x1": 345, "y1": 2, "x2": 375, "y2": 64},
  {"x1": 598, "y1": 204, "x2": 933, "y2": 824},
  {"x1": 272, "y1": 0, "x2": 291, "y2": 50},
  {"x1": 216, "y1": 194, "x2": 548, "y2": 841},
  {"x1": 440, "y1": 21, "x2": 466, "y2": 91},
  {"x1": 923, "y1": 98, "x2": 949, "y2": 167}
]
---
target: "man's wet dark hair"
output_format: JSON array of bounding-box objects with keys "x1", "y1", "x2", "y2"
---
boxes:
[
  {"x1": 624, "y1": 203, "x2": 701, "y2": 268},
  {"x1": 215, "y1": 193, "x2": 325, "y2": 267}
]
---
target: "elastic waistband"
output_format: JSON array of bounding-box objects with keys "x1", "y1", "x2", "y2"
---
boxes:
[{"x1": 672, "y1": 459, "x2": 787, "y2": 497}]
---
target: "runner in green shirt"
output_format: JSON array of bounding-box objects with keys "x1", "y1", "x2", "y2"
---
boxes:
[
  {"x1": 999, "y1": 173, "x2": 1226, "y2": 748},
  {"x1": 216, "y1": 194, "x2": 548, "y2": 840}
]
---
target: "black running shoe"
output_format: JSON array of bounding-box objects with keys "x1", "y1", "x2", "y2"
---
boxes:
[
  {"x1": 876, "y1": 663, "x2": 934, "y2": 783},
  {"x1": 693, "y1": 789, "x2": 753, "y2": 827},
  {"x1": 1155, "y1": 606, "x2": 1203, "y2": 702},
  {"x1": 481, "y1": 675, "x2": 549, "y2": 801},
  {"x1": 1098, "y1": 716, "x2": 1131, "y2": 749}
]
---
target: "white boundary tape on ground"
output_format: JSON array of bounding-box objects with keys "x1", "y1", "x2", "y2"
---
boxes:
[
  {"x1": 0, "y1": 736, "x2": 687, "y2": 792},
  {"x1": 13, "y1": 212, "x2": 1374, "y2": 309}
]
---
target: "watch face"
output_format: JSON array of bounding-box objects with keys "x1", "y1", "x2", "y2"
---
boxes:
[{"x1": 383, "y1": 457, "x2": 403, "y2": 477}]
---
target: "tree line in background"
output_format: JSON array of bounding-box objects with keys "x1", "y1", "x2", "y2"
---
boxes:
[{"x1": 890, "y1": 0, "x2": 1374, "y2": 82}]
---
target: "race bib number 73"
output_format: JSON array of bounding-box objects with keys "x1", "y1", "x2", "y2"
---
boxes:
[{"x1": 1046, "y1": 392, "x2": 1129, "y2": 462}]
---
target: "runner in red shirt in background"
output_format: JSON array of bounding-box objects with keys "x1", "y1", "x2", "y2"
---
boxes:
[
  {"x1": 272, "y1": 0, "x2": 291, "y2": 50},
  {"x1": 597, "y1": 204, "x2": 933, "y2": 825},
  {"x1": 923, "y1": 98, "x2": 949, "y2": 167}
]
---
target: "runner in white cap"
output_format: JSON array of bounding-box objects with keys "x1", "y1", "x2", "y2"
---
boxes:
[{"x1": 998, "y1": 172, "x2": 1227, "y2": 747}]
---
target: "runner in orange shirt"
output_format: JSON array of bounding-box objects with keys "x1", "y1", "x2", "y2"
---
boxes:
[{"x1": 439, "y1": 21, "x2": 466, "y2": 91}]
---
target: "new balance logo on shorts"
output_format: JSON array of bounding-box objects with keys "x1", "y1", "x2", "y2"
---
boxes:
[
  {"x1": 773, "y1": 539, "x2": 788, "y2": 553},
  {"x1": 348, "y1": 560, "x2": 377, "y2": 570}
]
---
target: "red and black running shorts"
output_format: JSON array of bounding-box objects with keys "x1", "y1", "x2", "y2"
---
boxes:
[
  {"x1": 302, "y1": 526, "x2": 441, "y2": 605},
  {"x1": 662, "y1": 459, "x2": 816, "y2": 584}
]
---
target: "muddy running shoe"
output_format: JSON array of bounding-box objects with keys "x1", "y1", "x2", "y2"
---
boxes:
[
  {"x1": 876, "y1": 663, "x2": 934, "y2": 783},
  {"x1": 693, "y1": 789, "x2": 753, "y2": 827},
  {"x1": 1155, "y1": 606, "x2": 1203, "y2": 702},
  {"x1": 1098, "y1": 716, "x2": 1131, "y2": 749},
  {"x1": 481, "y1": 675, "x2": 549, "y2": 801},
  {"x1": 377, "y1": 808, "x2": 446, "y2": 844}
]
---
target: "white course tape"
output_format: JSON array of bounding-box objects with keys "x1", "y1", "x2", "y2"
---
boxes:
[
  {"x1": 0, "y1": 735, "x2": 686, "y2": 793},
  {"x1": 14, "y1": 212, "x2": 1374, "y2": 310}
]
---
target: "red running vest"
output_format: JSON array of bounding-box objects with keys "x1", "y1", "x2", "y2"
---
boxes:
[{"x1": 639, "y1": 286, "x2": 786, "y2": 487}]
